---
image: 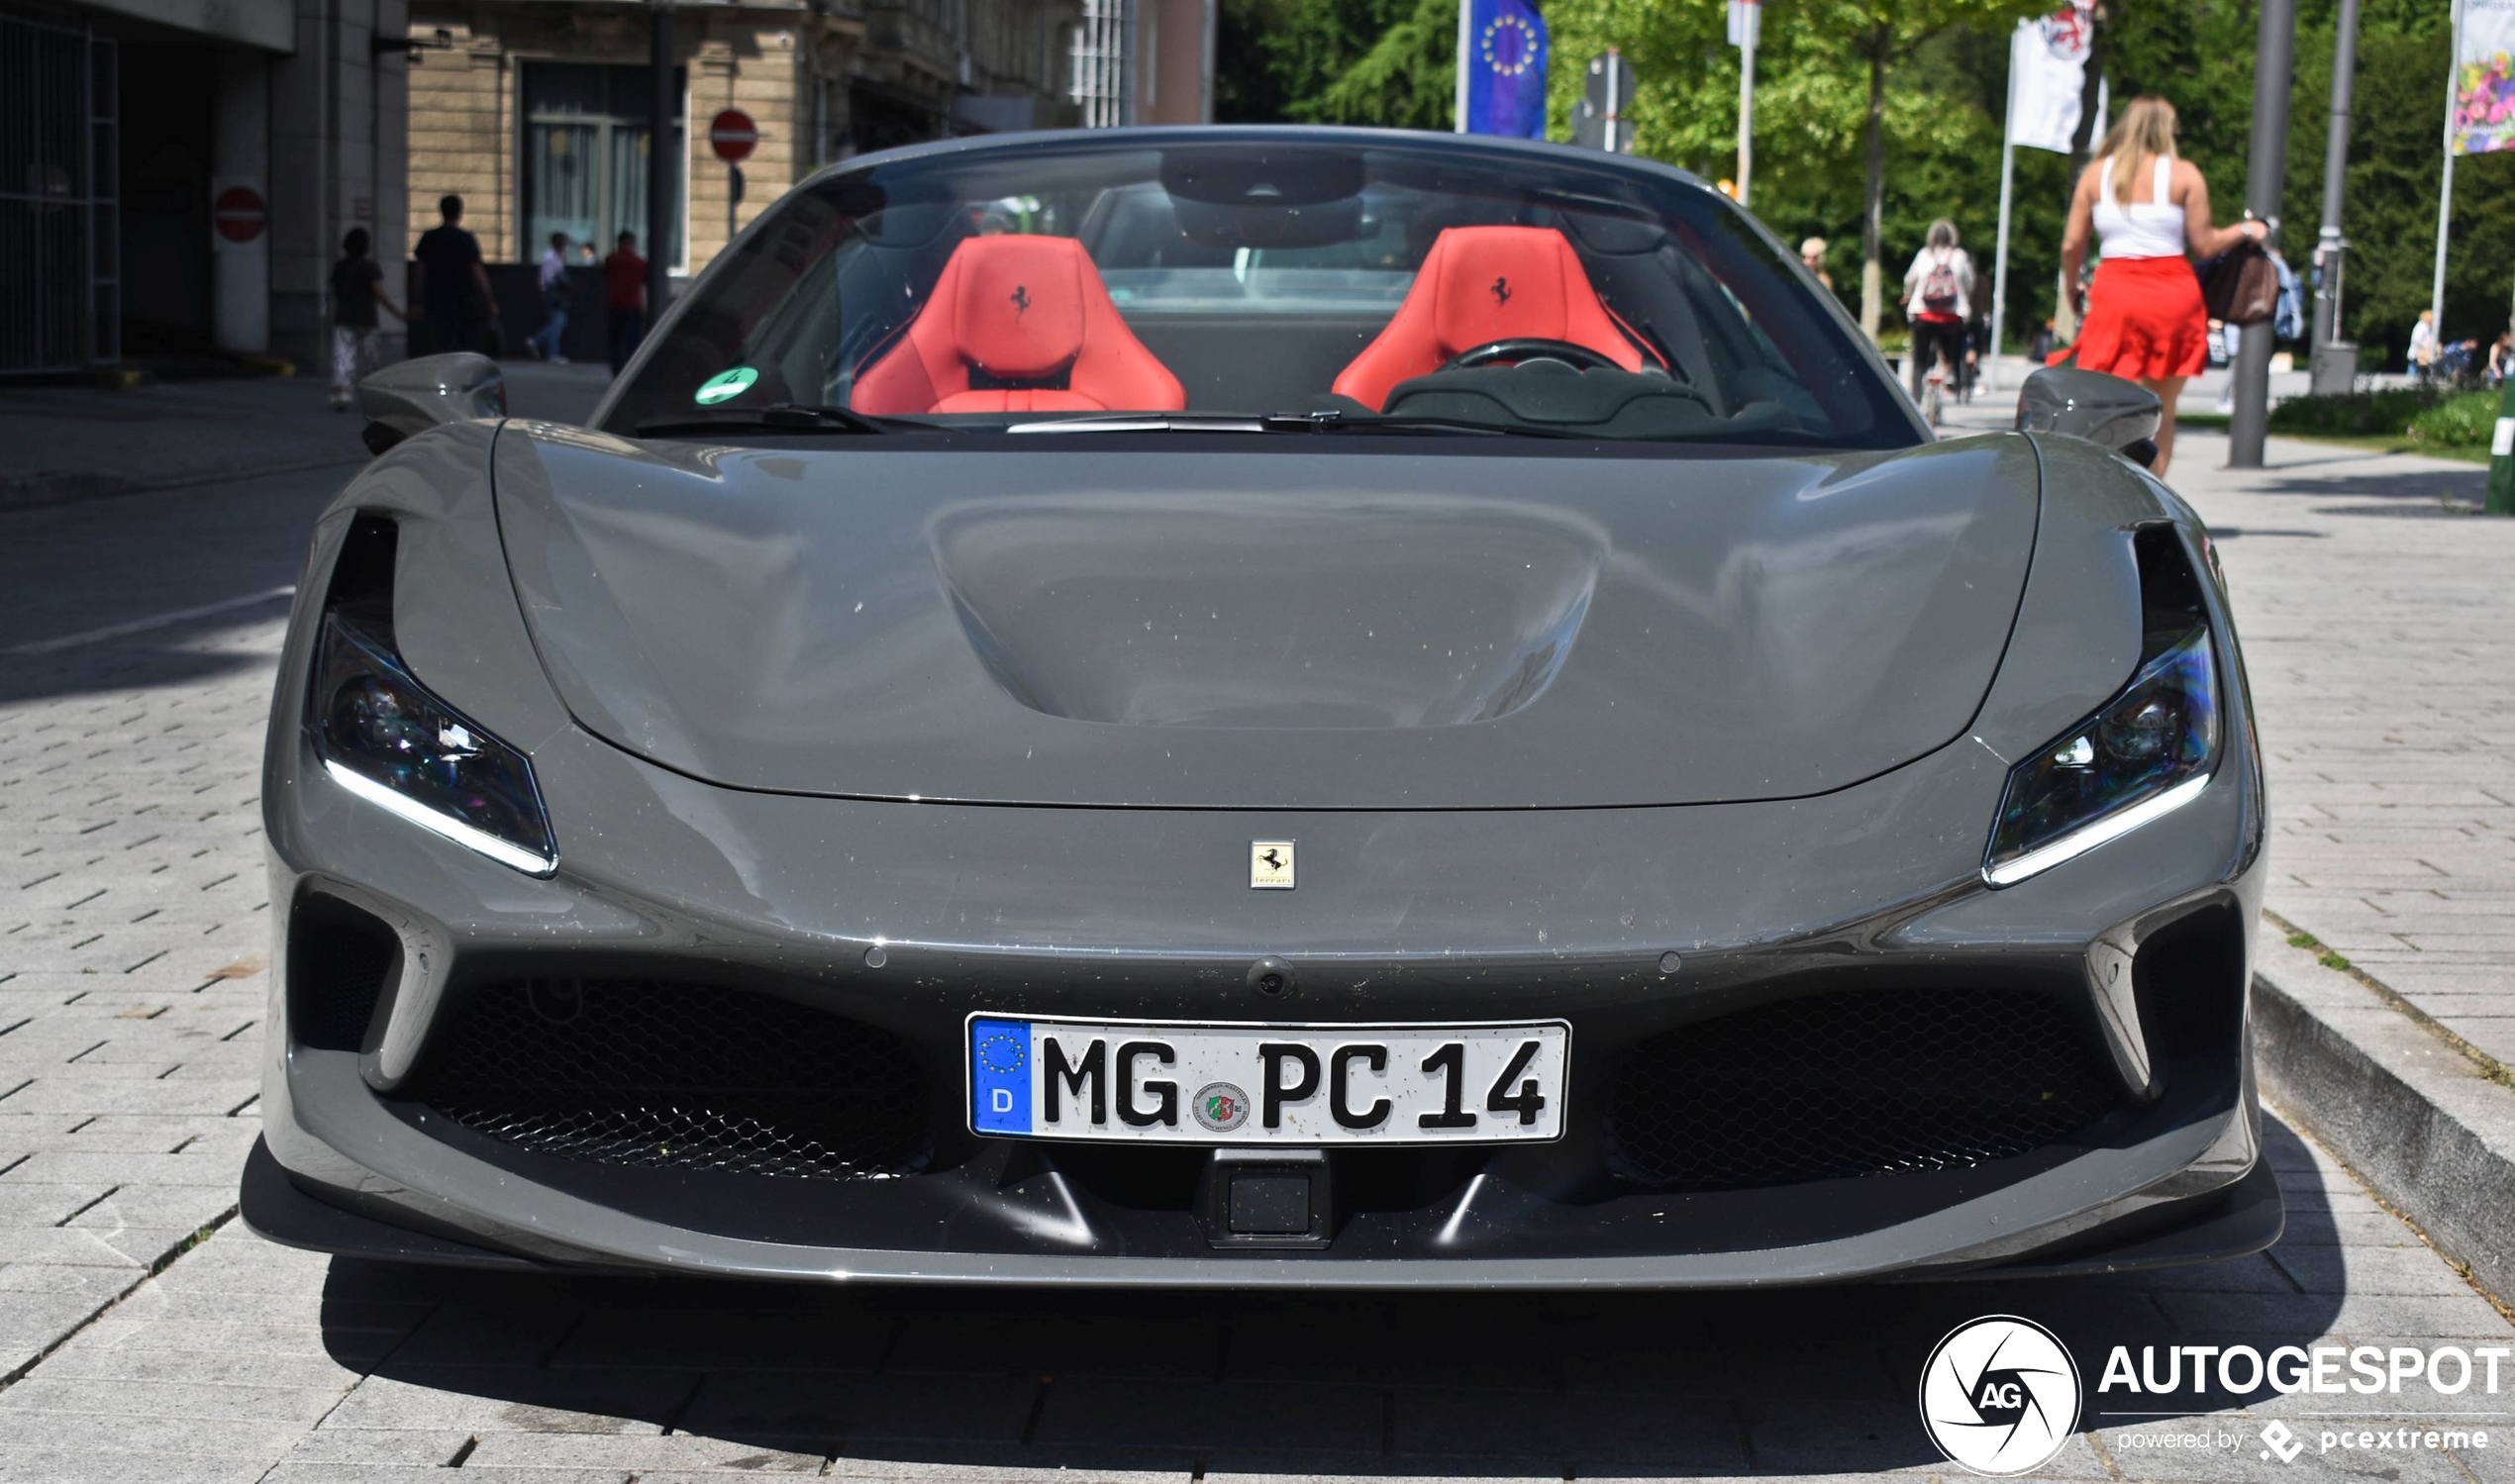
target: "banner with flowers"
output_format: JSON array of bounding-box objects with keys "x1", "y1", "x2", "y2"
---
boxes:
[{"x1": 2453, "y1": 0, "x2": 2515, "y2": 154}]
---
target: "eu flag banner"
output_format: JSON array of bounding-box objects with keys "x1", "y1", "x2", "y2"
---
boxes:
[{"x1": 1463, "y1": 0, "x2": 1549, "y2": 139}]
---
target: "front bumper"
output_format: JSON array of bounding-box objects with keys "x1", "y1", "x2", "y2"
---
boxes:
[{"x1": 252, "y1": 700, "x2": 2273, "y2": 1287}]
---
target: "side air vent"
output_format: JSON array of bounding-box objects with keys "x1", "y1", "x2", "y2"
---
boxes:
[{"x1": 286, "y1": 892, "x2": 402, "y2": 1053}]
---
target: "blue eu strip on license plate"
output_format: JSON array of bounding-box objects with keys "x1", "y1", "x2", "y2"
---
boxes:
[{"x1": 969, "y1": 1017, "x2": 1036, "y2": 1136}]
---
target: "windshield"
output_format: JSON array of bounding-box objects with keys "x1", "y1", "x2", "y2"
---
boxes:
[{"x1": 601, "y1": 131, "x2": 1918, "y2": 448}]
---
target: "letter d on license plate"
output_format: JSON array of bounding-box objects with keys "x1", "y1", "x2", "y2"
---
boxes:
[{"x1": 966, "y1": 1015, "x2": 1567, "y2": 1144}]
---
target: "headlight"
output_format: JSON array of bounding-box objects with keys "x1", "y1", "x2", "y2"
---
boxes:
[
  {"x1": 1983, "y1": 624, "x2": 2217, "y2": 887},
  {"x1": 310, "y1": 613, "x2": 558, "y2": 876}
]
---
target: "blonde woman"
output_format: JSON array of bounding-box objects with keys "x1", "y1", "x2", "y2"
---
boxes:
[{"x1": 2060, "y1": 96, "x2": 2267, "y2": 475}]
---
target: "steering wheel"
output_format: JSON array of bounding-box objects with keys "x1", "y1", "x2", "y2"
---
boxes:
[{"x1": 1442, "y1": 338, "x2": 1624, "y2": 373}]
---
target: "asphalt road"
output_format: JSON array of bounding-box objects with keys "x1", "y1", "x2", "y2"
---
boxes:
[{"x1": 0, "y1": 395, "x2": 2509, "y2": 1483}]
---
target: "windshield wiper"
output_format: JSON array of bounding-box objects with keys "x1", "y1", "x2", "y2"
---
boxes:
[
  {"x1": 638, "y1": 402, "x2": 904, "y2": 437},
  {"x1": 1284, "y1": 412, "x2": 1593, "y2": 440},
  {"x1": 1007, "y1": 414, "x2": 1269, "y2": 434},
  {"x1": 1005, "y1": 411, "x2": 1591, "y2": 440}
]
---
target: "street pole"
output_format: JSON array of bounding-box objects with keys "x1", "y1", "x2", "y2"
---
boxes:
[
  {"x1": 1988, "y1": 141, "x2": 2015, "y2": 393},
  {"x1": 1735, "y1": 2, "x2": 1757, "y2": 206},
  {"x1": 1454, "y1": 0, "x2": 1471, "y2": 133},
  {"x1": 2311, "y1": 0, "x2": 2360, "y2": 351},
  {"x1": 2432, "y1": 0, "x2": 2464, "y2": 343},
  {"x1": 1606, "y1": 49, "x2": 1624, "y2": 152},
  {"x1": 1987, "y1": 26, "x2": 2020, "y2": 394},
  {"x1": 648, "y1": 0, "x2": 674, "y2": 330},
  {"x1": 2229, "y1": 0, "x2": 2297, "y2": 470}
]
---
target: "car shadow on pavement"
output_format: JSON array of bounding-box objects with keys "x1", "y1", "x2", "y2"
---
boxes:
[
  {"x1": 2241, "y1": 466, "x2": 2487, "y2": 506},
  {"x1": 0, "y1": 602, "x2": 297, "y2": 706},
  {"x1": 314, "y1": 1119, "x2": 2348, "y2": 1478}
]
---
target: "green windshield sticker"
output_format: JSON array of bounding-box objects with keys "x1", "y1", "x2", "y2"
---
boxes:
[{"x1": 694, "y1": 366, "x2": 758, "y2": 405}]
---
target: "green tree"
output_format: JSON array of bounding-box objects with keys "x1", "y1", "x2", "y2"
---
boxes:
[
  {"x1": 1216, "y1": 0, "x2": 1453, "y2": 129},
  {"x1": 1542, "y1": 0, "x2": 2038, "y2": 334},
  {"x1": 1825, "y1": 1, "x2": 2053, "y2": 335},
  {"x1": 1303, "y1": 0, "x2": 1460, "y2": 128}
]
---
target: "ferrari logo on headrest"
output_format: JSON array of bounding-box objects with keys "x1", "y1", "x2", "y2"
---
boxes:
[
  {"x1": 1491, "y1": 276, "x2": 1511, "y2": 306},
  {"x1": 1010, "y1": 284, "x2": 1031, "y2": 318}
]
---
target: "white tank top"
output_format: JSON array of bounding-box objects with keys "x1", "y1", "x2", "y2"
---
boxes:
[{"x1": 2094, "y1": 155, "x2": 2186, "y2": 259}]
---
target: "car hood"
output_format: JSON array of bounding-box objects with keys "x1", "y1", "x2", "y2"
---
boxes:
[{"x1": 488, "y1": 428, "x2": 2040, "y2": 809}]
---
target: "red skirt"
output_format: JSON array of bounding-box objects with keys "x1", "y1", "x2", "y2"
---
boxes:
[{"x1": 2068, "y1": 254, "x2": 2208, "y2": 381}]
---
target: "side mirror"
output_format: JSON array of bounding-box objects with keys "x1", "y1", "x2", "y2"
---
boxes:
[
  {"x1": 359, "y1": 353, "x2": 506, "y2": 455},
  {"x1": 2014, "y1": 366, "x2": 2162, "y2": 467}
]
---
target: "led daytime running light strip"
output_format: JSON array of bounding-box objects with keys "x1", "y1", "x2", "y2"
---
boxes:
[
  {"x1": 1982, "y1": 773, "x2": 2212, "y2": 888},
  {"x1": 324, "y1": 758, "x2": 558, "y2": 877}
]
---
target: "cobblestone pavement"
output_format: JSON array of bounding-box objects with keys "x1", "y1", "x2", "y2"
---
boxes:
[
  {"x1": 2164, "y1": 433, "x2": 2515, "y2": 1072},
  {"x1": 1, "y1": 417, "x2": 2510, "y2": 1482}
]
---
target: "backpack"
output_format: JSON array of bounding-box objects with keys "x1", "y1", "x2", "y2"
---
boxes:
[{"x1": 1920, "y1": 252, "x2": 1962, "y2": 315}]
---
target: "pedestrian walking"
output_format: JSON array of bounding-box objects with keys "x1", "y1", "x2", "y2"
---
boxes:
[
  {"x1": 413, "y1": 195, "x2": 500, "y2": 356},
  {"x1": 604, "y1": 231, "x2": 650, "y2": 374},
  {"x1": 329, "y1": 228, "x2": 406, "y2": 411},
  {"x1": 1800, "y1": 237, "x2": 1834, "y2": 291},
  {"x1": 2058, "y1": 96, "x2": 2266, "y2": 477},
  {"x1": 527, "y1": 232, "x2": 572, "y2": 363},
  {"x1": 1901, "y1": 221, "x2": 1975, "y2": 411},
  {"x1": 2408, "y1": 310, "x2": 2440, "y2": 379}
]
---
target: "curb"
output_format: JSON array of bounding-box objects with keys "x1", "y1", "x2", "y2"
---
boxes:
[{"x1": 2251, "y1": 928, "x2": 2515, "y2": 1306}]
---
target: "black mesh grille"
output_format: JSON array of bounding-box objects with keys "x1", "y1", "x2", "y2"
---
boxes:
[
  {"x1": 1604, "y1": 988, "x2": 2124, "y2": 1192},
  {"x1": 410, "y1": 980, "x2": 932, "y2": 1180}
]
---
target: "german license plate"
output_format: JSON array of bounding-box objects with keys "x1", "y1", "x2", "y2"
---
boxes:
[{"x1": 965, "y1": 1015, "x2": 1568, "y2": 1144}]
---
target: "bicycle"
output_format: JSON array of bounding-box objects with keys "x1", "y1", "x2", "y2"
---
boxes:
[{"x1": 1908, "y1": 320, "x2": 1964, "y2": 430}]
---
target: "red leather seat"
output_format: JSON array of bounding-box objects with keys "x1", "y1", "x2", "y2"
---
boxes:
[
  {"x1": 1332, "y1": 226, "x2": 1648, "y2": 411},
  {"x1": 851, "y1": 236, "x2": 1185, "y2": 416}
]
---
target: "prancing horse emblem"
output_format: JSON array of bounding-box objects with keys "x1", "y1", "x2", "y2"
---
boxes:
[
  {"x1": 1491, "y1": 275, "x2": 1511, "y2": 306},
  {"x1": 1009, "y1": 284, "x2": 1031, "y2": 318},
  {"x1": 1250, "y1": 840, "x2": 1295, "y2": 890}
]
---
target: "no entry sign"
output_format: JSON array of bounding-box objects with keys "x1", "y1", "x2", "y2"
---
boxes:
[
  {"x1": 709, "y1": 109, "x2": 757, "y2": 162},
  {"x1": 213, "y1": 184, "x2": 267, "y2": 244}
]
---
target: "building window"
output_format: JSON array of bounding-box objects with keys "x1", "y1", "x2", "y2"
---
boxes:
[
  {"x1": 521, "y1": 61, "x2": 685, "y2": 270},
  {"x1": 1068, "y1": 0, "x2": 1131, "y2": 129}
]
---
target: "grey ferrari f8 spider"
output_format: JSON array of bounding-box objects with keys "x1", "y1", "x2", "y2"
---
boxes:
[{"x1": 245, "y1": 127, "x2": 2274, "y2": 1285}]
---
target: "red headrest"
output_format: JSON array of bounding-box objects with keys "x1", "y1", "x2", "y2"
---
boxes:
[
  {"x1": 950, "y1": 236, "x2": 1089, "y2": 378},
  {"x1": 1331, "y1": 226, "x2": 1646, "y2": 410},
  {"x1": 851, "y1": 235, "x2": 1186, "y2": 416}
]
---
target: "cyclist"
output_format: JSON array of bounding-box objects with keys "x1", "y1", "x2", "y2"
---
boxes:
[{"x1": 1901, "y1": 219, "x2": 1976, "y2": 424}]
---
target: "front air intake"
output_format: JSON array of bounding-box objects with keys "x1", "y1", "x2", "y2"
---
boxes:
[
  {"x1": 286, "y1": 891, "x2": 401, "y2": 1053},
  {"x1": 407, "y1": 979, "x2": 932, "y2": 1180},
  {"x1": 1604, "y1": 987, "x2": 2125, "y2": 1191}
]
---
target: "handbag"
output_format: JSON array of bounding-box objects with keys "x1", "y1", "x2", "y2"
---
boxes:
[{"x1": 2199, "y1": 241, "x2": 2280, "y2": 327}]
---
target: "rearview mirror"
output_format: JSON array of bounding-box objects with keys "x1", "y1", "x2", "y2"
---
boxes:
[
  {"x1": 359, "y1": 352, "x2": 506, "y2": 455},
  {"x1": 2014, "y1": 366, "x2": 2162, "y2": 466}
]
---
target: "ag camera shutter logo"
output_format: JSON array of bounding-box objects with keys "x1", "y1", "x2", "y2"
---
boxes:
[{"x1": 1920, "y1": 1316, "x2": 2084, "y2": 1475}]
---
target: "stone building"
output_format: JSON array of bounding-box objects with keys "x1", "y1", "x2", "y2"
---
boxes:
[
  {"x1": 1, "y1": 0, "x2": 405, "y2": 373},
  {"x1": 402, "y1": 0, "x2": 1086, "y2": 291}
]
